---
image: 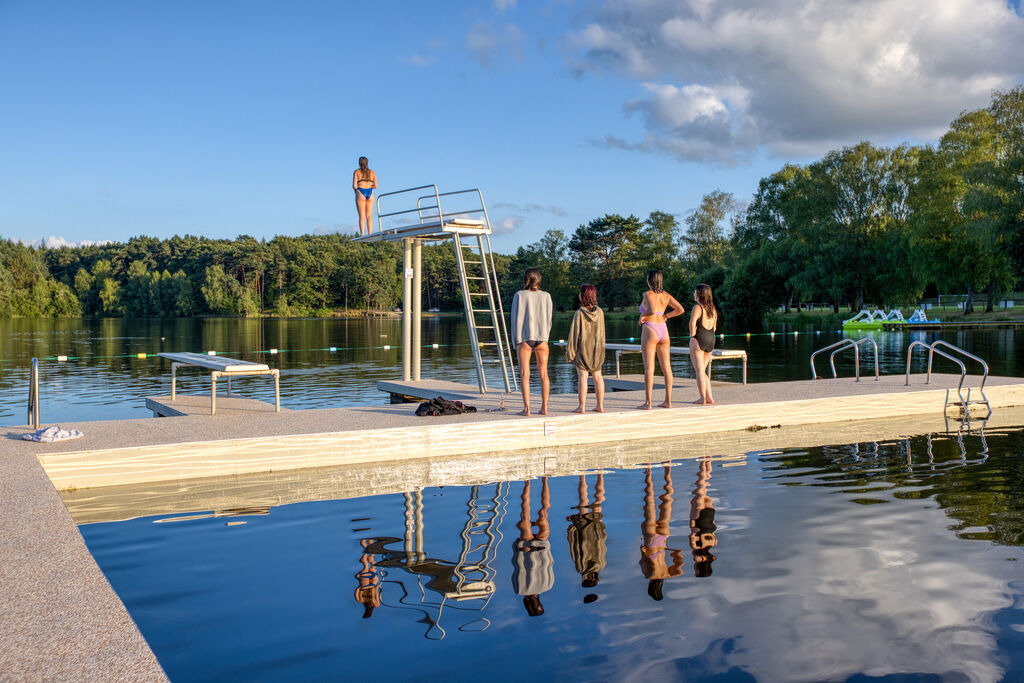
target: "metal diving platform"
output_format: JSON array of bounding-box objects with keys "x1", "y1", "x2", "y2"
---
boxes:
[{"x1": 354, "y1": 184, "x2": 517, "y2": 395}]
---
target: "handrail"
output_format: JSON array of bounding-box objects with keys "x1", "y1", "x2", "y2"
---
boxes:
[
  {"x1": 377, "y1": 185, "x2": 444, "y2": 234},
  {"x1": 811, "y1": 338, "x2": 878, "y2": 381},
  {"x1": 811, "y1": 340, "x2": 853, "y2": 379},
  {"x1": 930, "y1": 340, "x2": 989, "y2": 406},
  {"x1": 906, "y1": 340, "x2": 968, "y2": 407},
  {"x1": 27, "y1": 357, "x2": 39, "y2": 428}
]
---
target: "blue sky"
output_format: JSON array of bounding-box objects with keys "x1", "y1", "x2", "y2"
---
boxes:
[{"x1": 1, "y1": 0, "x2": 1022, "y2": 252}]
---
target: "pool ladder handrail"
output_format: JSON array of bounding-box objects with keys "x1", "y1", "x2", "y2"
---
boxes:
[
  {"x1": 810, "y1": 338, "x2": 879, "y2": 381},
  {"x1": 905, "y1": 340, "x2": 990, "y2": 418},
  {"x1": 27, "y1": 357, "x2": 40, "y2": 429}
]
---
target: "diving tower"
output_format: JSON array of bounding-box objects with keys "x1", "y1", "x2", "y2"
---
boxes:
[{"x1": 354, "y1": 185, "x2": 517, "y2": 394}]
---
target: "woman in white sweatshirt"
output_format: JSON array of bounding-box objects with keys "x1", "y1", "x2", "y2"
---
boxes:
[{"x1": 510, "y1": 267, "x2": 553, "y2": 416}]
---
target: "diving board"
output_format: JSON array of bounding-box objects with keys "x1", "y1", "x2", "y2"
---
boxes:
[{"x1": 159, "y1": 352, "x2": 280, "y2": 415}]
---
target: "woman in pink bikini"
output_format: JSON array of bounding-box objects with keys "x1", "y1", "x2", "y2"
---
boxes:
[{"x1": 637, "y1": 270, "x2": 685, "y2": 410}]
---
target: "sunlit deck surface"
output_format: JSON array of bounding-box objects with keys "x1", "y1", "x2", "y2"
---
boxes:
[{"x1": 2, "y1": 373, "x2": 1024, "y2": 676}]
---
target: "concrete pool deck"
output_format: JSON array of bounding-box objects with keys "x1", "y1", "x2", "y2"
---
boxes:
[
  {"x1": 5, "y1": 373, "x2": 1023, "y2": 491},
  {"x1": 2, "y1": 371, "x2": 1024, "y2": 677}
]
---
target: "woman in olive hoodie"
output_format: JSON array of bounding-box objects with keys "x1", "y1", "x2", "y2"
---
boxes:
[{"x1": 565, "y1": 284, "x2": 606, "y2": 413}]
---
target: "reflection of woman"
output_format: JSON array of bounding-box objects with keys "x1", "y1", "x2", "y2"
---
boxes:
[
  {"x1": 637, "y1": 270, "x2": 685, "y2": 410},
  {"x1": 566, "y1": 474, "x2": 607, "y2": 601},
  {"x1": 511, "y1": 478, "x2": 554, "y2": 616},
  {"x1": 688, "y1": 284, "x2": 718, "y2": 405},
  {"x1": 689, "y1": 459, "x2": 717, "y2": 576},
  {"x1": 510, "y1": 268, "x2": 553, "y2": 416},
  {"x1": 352, "y1": 156, "x2": 377, "y2": 237},
  {"x1": 354, "y1": 538, "x2": 382, "y2": 618},
  {"x1": 639, "y1": 466, "x2": 685, "y2": 600}
]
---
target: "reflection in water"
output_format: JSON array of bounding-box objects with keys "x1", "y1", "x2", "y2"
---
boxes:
[
  {"x1": 353, "y1": 485, "x2": 507, "y2": 637},
  {"x1": 566, "y1": 474, "x2": 607, "y2": 603},
  {"x1": 512, "y1": 478, "x2": 554, "y2": 617},
  {"x1": 689, "y1": 459, "x2": 717, "y2": 577},
  {"x1": 640, "y1": 466, "x2": 685, "y2": 600},
  {"x1": 80, "y1": 424, "x2": 1024, "y2": 681}
]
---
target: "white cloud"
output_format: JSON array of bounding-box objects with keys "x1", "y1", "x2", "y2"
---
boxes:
[
  {"x1": 19, "y1": 236, "x2": 113, "y2": 249},
  {"x1": 494, "y1": 0, "x2": 517, "y2": 11},
  {"x1": 492, "y1": 215, "x2": 524, "y2": 234},
  {"x1": 467, "y1": 21, "x2": 525, "y2": 68},
  {"x1": 568, "y1": 0, "x2": 1024, "y2": 162},
  {"x1": 493, "y1": 201, "x2": 567, "y2": 216},
  {"x1": 400, "y1": 54, "x2": 437, "y2": 68}
]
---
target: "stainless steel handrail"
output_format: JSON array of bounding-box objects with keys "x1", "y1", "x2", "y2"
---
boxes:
[
  {"x1": 906, "y1": 340, "x2": 968, "y2": 407},
  {"x1": 811, "y1": 340, "x2": 853, "y2": 379},
  {"x1": 377, "y1": 185, "x2": 444, "y2": 234},
  {"x1": 929, "y1": 340, "x2": 989, "y2": 406},
  {"x1": 27, "y1": 357, "x2": 40, "y2": 428},
  {"x1": 811, "y1": 338, "x2": 878, "y2": 381}
]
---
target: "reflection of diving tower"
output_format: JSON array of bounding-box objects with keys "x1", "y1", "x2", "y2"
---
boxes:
[
  {"x1": 353, "y1": 185, "x2": 517, "y2": 394},
  {"x1": 362, "y1": 483, "x2": 509, "y2": 639}
]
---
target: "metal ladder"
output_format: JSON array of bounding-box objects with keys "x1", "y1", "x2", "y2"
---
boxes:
[
  {"x1": 905, "y1": 340, "x2": 990, "y2": 419},
  {"x1": 452, "y1": 233, "x2": 517, "y2": 394},
  {"x1": 810, "y1": 338, "x2": 879, "y2": 381}
]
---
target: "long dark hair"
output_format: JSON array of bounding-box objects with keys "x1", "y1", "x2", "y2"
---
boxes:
[
  {"x1": 524, "y1": 267, "x2": 542, "y2": 291},
  {"x1": 695, "y1": 283, "x2": 715, "y2": 318},
  {"x1": 579, "y1": 283, "x2": 597, "y2": 309},
  {"x1": 358, "y1": 156, "x2": 371, "y2": 181},
  {"x1": 647, "y1": 270, "x2": 663, "y2": 293}
]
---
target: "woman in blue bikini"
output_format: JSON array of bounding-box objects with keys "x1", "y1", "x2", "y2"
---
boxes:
[
  {"x1": 353, "y1": 156, "x2": 377, "y2": 237},
  {"x1": 637, "y1": 270, "x2": 685, "y2": 410}
]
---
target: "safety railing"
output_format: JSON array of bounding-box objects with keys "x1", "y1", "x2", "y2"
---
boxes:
[
  {"x1": 810, "y1": 338, "x2": 879, "y2": 381},
  {"x1": 905, "y1": 340, "x2": 990, "y2": 419},
  {"x1": 27, "y1": 357, "x2": 40, "y2": 429}
]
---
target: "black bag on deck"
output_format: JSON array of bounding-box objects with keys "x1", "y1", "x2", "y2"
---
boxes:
[{"x1": 415, "y1": 396, "x2": 478, "y2": 416}]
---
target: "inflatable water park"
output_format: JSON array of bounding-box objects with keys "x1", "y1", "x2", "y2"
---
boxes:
[{"x1": 843, "y1": 307, "x2": 940, "y2": 330}]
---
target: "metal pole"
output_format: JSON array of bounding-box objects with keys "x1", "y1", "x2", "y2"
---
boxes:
[
  {"x1": 403, "y1": 238, "x2": 412, "y2": 381},
  {"x1": 28, "y1": 358, "x2": 39, "y2": 429},
  {"x1": 413, "y1": 239, "x2": 422, "y2": 381}
]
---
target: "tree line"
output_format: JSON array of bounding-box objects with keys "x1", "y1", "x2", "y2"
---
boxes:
[{"x1": 1, "y1": 87, "x2": 1020, "y2": 321}]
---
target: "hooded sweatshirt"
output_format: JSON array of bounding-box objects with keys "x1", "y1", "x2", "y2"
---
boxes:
[{"x1": 565, "y1": 306, "x2": 606, "y2": 372}]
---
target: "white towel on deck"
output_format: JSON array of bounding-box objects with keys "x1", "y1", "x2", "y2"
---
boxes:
[{"x1": 22, "y1": 425, "x2": 84, "y2": 442}]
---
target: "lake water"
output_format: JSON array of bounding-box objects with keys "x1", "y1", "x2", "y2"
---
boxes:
[
  {"x1": 1, "y1": 316, "x2": 1020, "y2": 425},
  {"x1": 78, "y1": 424, "x2": 1024, "y2": 682}
]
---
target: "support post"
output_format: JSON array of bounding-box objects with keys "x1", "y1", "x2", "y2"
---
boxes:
[
  {"x1": 211, "y1": 372, "x2": 218, "y2": 416},
  {"x1": 412, "y1": 239, "x2": 422, "y2": 381},
  {"x1": 402, "y1": 238, "x2": 412, "y2": 381}
]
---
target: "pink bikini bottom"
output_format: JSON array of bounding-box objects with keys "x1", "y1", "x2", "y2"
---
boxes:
[{"x1": 643, "y1": 321, "x2": 669, "y2": 343}]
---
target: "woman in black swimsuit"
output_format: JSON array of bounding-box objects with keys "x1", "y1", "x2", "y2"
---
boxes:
[{"x1": 688, "y1": 283, "x2": 717, "y2": 405}]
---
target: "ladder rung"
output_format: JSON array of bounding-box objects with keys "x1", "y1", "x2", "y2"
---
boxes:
[
  {"x1": 474, "y1": 325, "x2": 495, "y2": 329},
  {"x1": 471, "y1": 309, "x2": 492, "y2": 314},
  {"x1": 466, "y1": 276, "x2": 485, "y2": 280},
  {"x1": 468, "y1": 292, "x2": 488, "y2": 296},
  {"x1": 464, "y1": 260, "x2": 482, "y2": 265},
  {"x1": 478, "y1": 342, "x2": 498, "y2": 346}
]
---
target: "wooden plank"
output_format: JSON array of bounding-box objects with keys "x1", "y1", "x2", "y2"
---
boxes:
[{"x1": 159, "y1": 352, "x2": 270, "y2": 373}]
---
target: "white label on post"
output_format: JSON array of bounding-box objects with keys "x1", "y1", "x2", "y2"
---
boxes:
[
  {"x1": 405, "y1": 268, "x2": 414, "y2": 279},
  {"x1": 544, "y1": 422, "x2": 557, "y2": 437}
]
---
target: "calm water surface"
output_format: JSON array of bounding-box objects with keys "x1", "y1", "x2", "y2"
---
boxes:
[
  {"x1": 79, "y1": 426, "x2": 1024, "y2": 682},
  {"x1": 1, "y1": 316, "x2": 1020, "y2": 425}
]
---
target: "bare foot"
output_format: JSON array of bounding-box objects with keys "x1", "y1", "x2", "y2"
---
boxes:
[
  {"x1": 707, "y1": 398, "x2": 716, "y2": 405},
  {"x1": 637, "y1": 403, "x2": 652, "y2": 410},
  {"x1": 572, "y1": 406, "x2": 585, "y2": 414},
  {"x1": 658, "y1": 401, "x2": 672, "y2": 409},
  {"x1": 517, "y1": 409, "x2": 531, "y2": 416},
  {"x1": 539, "y1": 408, "x2": 549, "y2": 416},
  {"x1": 595, "y1": 406, "x2": 605, "y2": 413},
  {"x1": 691, "y1": 398, "x2": 707, "y2": 405}
]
